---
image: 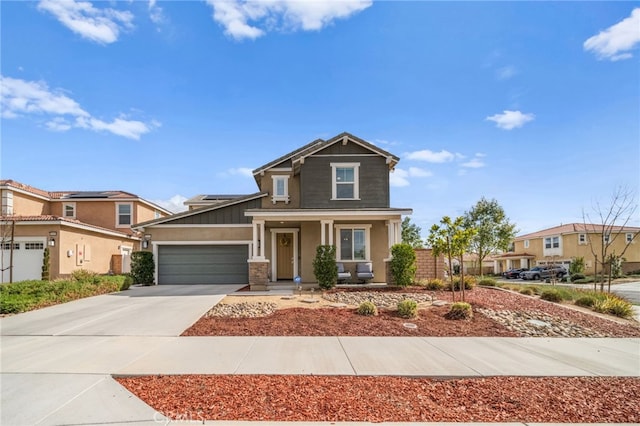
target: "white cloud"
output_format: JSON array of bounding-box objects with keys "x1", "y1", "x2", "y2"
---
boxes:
[
  {"x1": 37, "y1": 0, "x2": 134, "y2": 44},
  {"x1": 461, "y1": 158, "x2": 485, "y2": 168},
  {"x1": 486, "y1": 110, "x2": 534, "y2": 130},
  {"x1": 390, "y1": 168, "x2": 410, "y2": 187},
  {"x1": 584, "y1": 8, "x2": 640, "y2": 61},
  {"x1": 496, "y1": 65, "x2": 517, "y2": 80},
  {"x1": 1, "y1": 75, "x2": 159, "y2": 140},
  {"x1": 408, "y1": 167, "x2": 433, "y2": 177},
  {"x1": 205, "y1": 0, "x2": 372, "y2": 40},
  {"x1": 148, "y1": 0, "x2": 166, "y2": 26},
  {"x1": 151, "y1": 195, "x2": 188, "y2": 213},
  {"x1": 218, "y1": 167, "x2": 254, "y2": 178},
  {"x1": 405, "y1": 149, "x2": 457, "y2": 163}
]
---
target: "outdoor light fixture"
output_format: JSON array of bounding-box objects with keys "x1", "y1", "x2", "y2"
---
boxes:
[
  {"x1": 142, "y1": 234, "x2": 151, "y2": 249},
  {"x1": 48, "y1": 237, "x2": 55, "y2": 247},
  {"x1": 49, "y1": 231, "x2": 57, "y2": 237}
]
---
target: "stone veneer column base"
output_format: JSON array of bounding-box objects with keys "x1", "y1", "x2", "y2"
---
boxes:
[
  {"x1": 384, "y1": 259, "x2": 395, "y2": 286},
  {"x1": 248, "y1": 259, "x2": 270, "y2": 291}
]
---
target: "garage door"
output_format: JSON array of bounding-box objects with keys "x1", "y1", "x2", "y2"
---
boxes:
[
  {"x1": 1, "y1": 240, "x2": 45, "y2": 283},
  {"x1": 157, "y1": 245, "x2": 248, "y2": 285}
]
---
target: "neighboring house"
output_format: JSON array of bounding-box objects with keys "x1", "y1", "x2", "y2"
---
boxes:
[
  {"x1": 494, "y1": 223, "x2": 640, "y2": 275},
  {"x1": 133, "y1": 132, "x2": 412, "y2": 289},
  {"x1": 0, "y1": 180, "x2": 171, "y2": 282}
]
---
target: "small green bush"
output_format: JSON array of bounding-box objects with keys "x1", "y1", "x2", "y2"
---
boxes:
[
  {"x1": 389, "y1": 244, "x2": 417, "y2": 287},
  {"x1": 529, "y1": 286, "x2": 540, "y2": 295},
  {"x1": 478, "y1": 277, "x2": 497, "y2": 287},
  {"x1": 121, "y1": 275, "x2": 133, "y2": 290},
  {"x1": 357, "y1": 301, "x2": 378, "y2": 316},
  {"x1": 519, "y1": 287, "x2": 534, "y2": 295},
  {"x1": 540, "y1": 289, "x2": 563, "y2": 303},
  {"x1": 312, "y1": 245, "x2": 337, "y2": 290},
  {"x1": 593, "y1": 296, "x2": 634, "y2": 319},
  {"x1": 445, "y1": 302, "x2": 473, "y2": 320},
  {"x1": 397, "y1": 299, "x2": 418, "y2": 318},
  {"x1": 570, "y1": 273, "x2": 586, "y2": 282},
  {"x1": 131, "y1": 251, "x2": 155, "y2": 285},
  {"x1": 424, "y1": 278, "x2": 445, "y2": 290},
  {"x1": 451, "y1": 276, "x2": 476, "y2": 291},
  {"x1": 575, "y1": 295, "x2": 596, "y2": 308}
]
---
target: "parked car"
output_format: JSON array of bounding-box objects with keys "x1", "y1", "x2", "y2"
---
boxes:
[
  {"x1": 520, "y1": 265, "x2": 567, "y2": 280},
  {"x1": 503, "y1": 268, "x2": 528, "y2": 279}
]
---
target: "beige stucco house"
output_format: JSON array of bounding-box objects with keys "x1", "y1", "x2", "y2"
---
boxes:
[
  {"x1": 494, "y1": 223, "x2": 639, "y2": 275},
  {"x1": 0, "y1": 180, "x2": 171, "y2": 282},
  {"x1": 133, "y1": 132, "x2": 412, "y2": 289}
]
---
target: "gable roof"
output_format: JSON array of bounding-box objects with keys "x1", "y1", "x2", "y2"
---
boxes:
[
  {"x1": 516, "y1": 223, "x2": 640, "y2": 240},
  {"x1": 252, "y1": 132, "x2": 400, "y2": 180},
  {"x1": 132, "y1": 192, "x2": 268, "y2": 229},
  {"x1": 0, "y1": 179, "x2": 172, "y2": 215}
]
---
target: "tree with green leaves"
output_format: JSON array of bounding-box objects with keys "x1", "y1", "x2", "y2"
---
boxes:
[
  {"x1": 426, "y1": 216, "x2": 477, "y2": 302},
  {"x1": 463, "y1": 198, "x2": 517, "y2": 277},
  {"x1": 401, "y1": 217, "x2": 424, "y2": 248}
]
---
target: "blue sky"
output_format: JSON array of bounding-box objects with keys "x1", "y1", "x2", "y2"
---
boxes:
[{"x1": 1, "y1": 1, "x2": 639, "y2": 235}]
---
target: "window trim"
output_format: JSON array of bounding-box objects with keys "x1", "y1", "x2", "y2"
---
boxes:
[
  {"x1": 335, "y1": 224, "x2": 371, "y2": 261},
  {"x1": 524, "y1": 239, "x2": 529, "y2": 249},
  {"x1": 271, "y1": 175, "x2": 290, "y2": 204},
  {"x1": 626, "y1": 233, "x2": 635, "y2": 244},
  {"x1": 578, "y1": 233, "x2": 587, "y2": 245},
  {"x1": 603, "y1": 232, "x2": 611, "y2": 244},
  {"x1": 63, "y1": 202, "x2": 76, "y2": 219},
  {"x1": 1, "y1": 190, "x2": 13, "y2": 215},
  {"x1": 331, "y1": 162, "x2": 360, "y2": 200},
  {"x1": 116, "y1": 202, "x2": 133, "y2": 228}
]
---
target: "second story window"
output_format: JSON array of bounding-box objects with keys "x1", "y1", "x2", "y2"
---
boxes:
[
  {"x1": 1, "y1": 190, "x2": 13, "y2": 215},
  {"x1": 271, "y1": 175, "x2": 290, "y2": 203},
  {"x1": 603, "y1": 233, "x2": 611, "y2": 244},
  {"x1": 63, "y1": 203, "x2": 76, "y2": 219},
  {"x1": 545, "y1": 236, "x2": 559, "y2": 249},
  {"x1": 524, "y1": 240, "x2": 529, "y2": 249},
  {"x1": 331, "y1": 163, "x2": 360, "y2": 200},
  {"x1": 117, "y1": 203, "x2": 132, "y2": 227},
  {"x1": 578, "y1": 233, "x2": 587, "y2": 244},
  {"x1": 626, "y1": 233, "x2": 635, "y2": 243}
]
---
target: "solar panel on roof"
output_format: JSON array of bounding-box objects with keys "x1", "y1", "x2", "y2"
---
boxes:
[
  {"x1": 67, "y1": 192, "x2": 110, "y2": 199},
  {"x1": 202, "y1": 195, "x2": 243, "y2": 201}
]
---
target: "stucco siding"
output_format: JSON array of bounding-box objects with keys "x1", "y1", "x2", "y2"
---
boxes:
[
  {"x1": 11, "y1": 192, "x2": 49, "y2": 216},
  {"x1": 145, "y1": 226, "x2": 253, "y2": 243}
]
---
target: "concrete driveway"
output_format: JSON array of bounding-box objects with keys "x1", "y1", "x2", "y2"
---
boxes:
[{"x1": 0, "y1": 284, "x2": 243, "y2": 337}]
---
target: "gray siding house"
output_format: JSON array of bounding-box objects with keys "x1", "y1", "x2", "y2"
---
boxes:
[{"x1": 133, "y1": 132, "x2": 412, "y2": 289}]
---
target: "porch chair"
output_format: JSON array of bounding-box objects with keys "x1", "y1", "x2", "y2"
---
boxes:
[
  {"x1": 356, "y1": 262, "x2": 374, "y2": 283},
  {"x1": 336, "y1": 263, "x2": 352, "y2": 283}
]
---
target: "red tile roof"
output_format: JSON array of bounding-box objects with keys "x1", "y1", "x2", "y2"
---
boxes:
[
  {"x1": 0, "y1": 215, "x2": 135, "y2": 237},
  {"x1": 516, "y1": 223, "x2": 639, "y2": 240}
]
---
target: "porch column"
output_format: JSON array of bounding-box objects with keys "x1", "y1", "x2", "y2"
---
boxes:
[
  {"x1": 387, "y1": 219, "x2": 402, "y2": 253},
  {"x1": 252, "y1": 220, "x2": 265, "y2": 259},
  {"x1": 320, "y1": 220, "x2": 334, "y2": 245}
]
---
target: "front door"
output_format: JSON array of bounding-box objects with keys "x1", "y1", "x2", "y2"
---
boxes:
[{"x1": 276, "y1": 233, "x2": 294, "y2": 280}]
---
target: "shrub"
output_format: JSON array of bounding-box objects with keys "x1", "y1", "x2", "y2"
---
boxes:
[
  {"x1": 529, "y1": 286, "x2": 540, "y2": 295},
  {"x1": 593, "y1": 296, "x2": 634, "y2": 319},
  {"x1": 519, "y1": 287, "x2": 534, "y2": 296},
  {"x1": 131, "y1": 251, "x2": 155, "y2": 285},
  {"x1": 569, "y1": 257, "x2": 585, "y2": 275},
  {"x1": 451, "y1": 276, "x2": 476, "y2": 291},
  {"x1": 389, "y1": 244, "x2": 416, "y2": 287},
  {"x1": 424, "y1": 278, "x2": 445, "y2": 290},
  {"x1": 575, "y1": 295, "x2": 596, "y2": 308},
  {"x1": 312, "y1": 245, "x2": 337, "y2": 290},
  {"x1": 478, "y1": 277, "x2": 497, "y2": 287},
  {"x1": 121, "y1": 275, "x2": 133, "y2": 291},
  {"x1": 357, "y1": 301, "x2": 378, "y2": 316},
  {"x1": 570, "y1": 273, "x2": 586, "y2": 282},
  {"x1": 41, "y1": 247, "x2": 51, "y2": 281},
  {"x1": 540, "y1": 289, "x2": 562, "y2": 303},
  {"x1": 445, "y1": 302, "x2": 473, "y2": 320},
  {"x1": 71, "y1": 269, "x2": 99, "y2": 283},
  {"x1": 397, "y1": 299, "x2": 418, "y2": 318}
]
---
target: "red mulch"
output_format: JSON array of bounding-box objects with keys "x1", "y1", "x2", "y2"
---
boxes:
[{"x1": 116, "y1": 375, "x2": 640, "y2": 423}]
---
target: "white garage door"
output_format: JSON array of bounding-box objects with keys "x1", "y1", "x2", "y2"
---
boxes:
[
  {"x1": 157, "y1": 245, "x2": 249, "y2": 285},
  {"x1": 1, "y1": 239, "x2": 46, "y2": 283}
]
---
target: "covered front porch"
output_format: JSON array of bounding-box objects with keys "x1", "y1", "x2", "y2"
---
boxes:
[{"x1": 245, "y1": 209, "x2": 410, "y2": 290}]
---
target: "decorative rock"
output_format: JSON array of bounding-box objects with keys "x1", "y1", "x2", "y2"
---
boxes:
[
  {"x1": 403, "y1": 323, "x2": 418, "y2": 329},
  {"x1": 329, "y1": 303, "x2": 348, "y2": 308},
  {"x1": 301, "y1": 298, "x2": 319, "y2": 303},
  {"x1": 205, "y1": 302, "x2": 277, "y2": 318},
  {"x1": 432, "y1": 300, "x2": 448, "y2": 307},
  {"x1": 323, "y1": 292, "x2": 432, "y2": 308}
]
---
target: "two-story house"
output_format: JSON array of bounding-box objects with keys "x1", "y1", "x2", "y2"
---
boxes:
[
  {"x1": 133, "y1": 132, "x2": 412, "y2": 289},
  {"x1": 0, "y1": 180, "x2": 171, "y2": 282},
  {"x1": 495, "y1": 223, "x2": 640, "y2": 275}
]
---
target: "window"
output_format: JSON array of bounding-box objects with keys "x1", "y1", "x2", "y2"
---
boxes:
[
  {"x1": 154, "y1": 210, "x2": 162, "y2": 219},
  {"x1": 1, "y1": 190, "x2": 13, "y2": 215},
  {"x1": 271, "y1": 175, "x2": 290, "y2": 203},
  {"x1": 626, "y1": 233, "x2": 635, "y2": 244},
  {"x1": 63, "y1": 203, "x2": 76, "y2": 218},
  {"x1": 1, "y1": 243, "x2": 19, "y2": 250},
  {"x1": 336, "y1": 225, "x2": 370, "y2": 261},
  {"x1": 544, "y1": 236, "x2": 559, "y2": 249},
  {"x1": 524, "y1": 240, "x2": 529, "y2": 249},
  {"x1": 117, "y1": 203, "x2": 132, "y2": 227},
  {"x1": 578, "y1": 234, "x2": 587, "y2": 245},
  {"x1": 24, "y1": 242, "x2": 44, "y2": 250},
  {"x1": 603, "y1": 233, "x2": 611, "y2": 244},
  {"x1": 331, "y1": 163, "x2": 360, "y2": 200}
]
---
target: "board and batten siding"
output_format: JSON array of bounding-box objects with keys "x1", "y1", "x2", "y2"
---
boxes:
[
  {"x1": 300, "y1": 155, "x2": 390, "y2": 209},
  {"x1": 161, "y1": 198, "x2": 262, "y2": 225}
]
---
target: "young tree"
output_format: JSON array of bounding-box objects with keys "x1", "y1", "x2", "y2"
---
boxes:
[
  {"x1": 463, "y1": 198, "x2": 517, "y2": 277},
  {"x1": 583, "y1": 185, "x2": 638, "y2": 292},
  {"x1": 401, "y1": 217, "x2": 424, "y2": 248},
  {"x1": 426, "y1": 216, "x2": 476, "y2": 302}
]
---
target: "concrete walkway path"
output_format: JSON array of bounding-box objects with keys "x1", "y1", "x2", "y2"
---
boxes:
[{"x1": 1, "y1": 285, "x2": 639, "y2": 425}]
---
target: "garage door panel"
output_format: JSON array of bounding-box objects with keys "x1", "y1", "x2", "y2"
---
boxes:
[{"x1": 157, "y1": 245, "x2": 248, "y2": 285}]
